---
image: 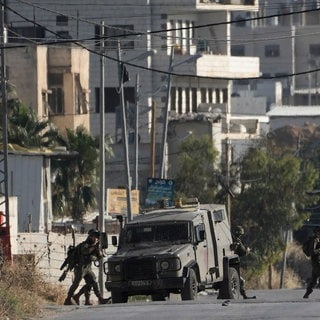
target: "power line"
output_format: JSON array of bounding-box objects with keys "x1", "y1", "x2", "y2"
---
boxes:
[{"x1": 5, "y1": 2, "x2": 320, "y2": 81}]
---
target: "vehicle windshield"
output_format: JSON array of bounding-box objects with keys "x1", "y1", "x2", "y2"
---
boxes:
[{"x1": 122, "y1": 222, "x2": 190, "y2": 245}]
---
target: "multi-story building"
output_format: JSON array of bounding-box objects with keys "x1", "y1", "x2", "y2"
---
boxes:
[
  {"x1": 6, "y1": 45, "x2": 90, "y2": 134},
  {"x1": 5, "y1": 0, "x2": 260, "y2": 200},
  {"x1": 231, "y1": 0, "x2": 320, "y2": 107}
]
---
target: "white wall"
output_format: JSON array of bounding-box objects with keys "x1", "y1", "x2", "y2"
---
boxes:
[{"x1": 15, "y1": 231, "x2": 118, "y2": 298}]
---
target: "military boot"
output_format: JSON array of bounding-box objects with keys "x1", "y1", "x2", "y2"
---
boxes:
[
  {"x1": 64, "y1": 296, "x2": 75, "y2": 305},
  {"x1": 72, "y1": 293, "x2": 81, "y2": 305},
  {"x1": 240, "y1": 289, "x2": 248, "y2": 299},
  {"x1": 303, "y1": 288, "x2": 313, "y2": 299},
  {"x1": 98, "y1": 296, "x2": 110, "y2": 304},
  {"x1": 84, "y1": 292, "x2": 92, "y2": 305}
]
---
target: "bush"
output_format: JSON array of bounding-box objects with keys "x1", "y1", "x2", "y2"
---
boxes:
[
  {"x1": 0, "y1": 256, "x2": 66, "y2": 319},
  {"x1": 243, "y1": 241, "x2": 310, "y2": 290}
]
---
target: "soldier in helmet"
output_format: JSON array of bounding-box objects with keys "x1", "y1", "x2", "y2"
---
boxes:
[
  {"x1": 303, "y1": 226, "x2": 320, "y2": 299},
  {"x1": 231, "y1": 225, "x2": 255, "y2": 299},
  {"x1": 64, "y1": 229, "x2": 109, "y2": 305}
]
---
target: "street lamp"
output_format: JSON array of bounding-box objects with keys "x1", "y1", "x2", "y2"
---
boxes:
[{"x1": 160, "y1": 47, "x2": 202, "y2": 179}]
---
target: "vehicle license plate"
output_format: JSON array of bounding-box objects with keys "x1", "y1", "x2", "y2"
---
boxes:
[{"x1": 129, "y1": 280, "x2": 152, "y2": 287}]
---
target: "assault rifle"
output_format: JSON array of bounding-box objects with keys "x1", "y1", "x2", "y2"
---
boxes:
[{"x1": 59, "y1": 225, "x2": 76, "y2": 282}]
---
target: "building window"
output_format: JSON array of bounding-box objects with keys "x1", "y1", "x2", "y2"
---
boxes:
[
  {"x1": 178, "y1": 87, "x2": 182, "y2": 114},
  {"x1": 309, "y1": 44, "x2": 320, "y2": 57},
  {"x1": 56, "y1": 15, "x2": 68, "y2": 26},
  {"x1": 95, "y1": 87, "x2": 135, "y2": 113},
  {"x1": 56, "y1": 31, "x2": 72, "y2": 39},
  {"x1": 48, "y1": 73, "x2": 64, "y2": 115},
  {"x1": 192, "y1": 88, "x2": 197, "y2": 112},
  {"x1": 94, "y1": 24, "x2": 135, "y2": 49},
  {"x1": 75, "y1": 74, "x2": 88, "y2": 114},
  {"x1": 175, "y1": 20, "x2": 183, "y2": 48},
  {"x1": 8, "y1": 26, "x2": 45, "y2": 43},
  {"x1": 231, "y1": 45, "x2": 245, "y2": 56},
  {"x1": 170, "y1": 87, "x2": 176, "y2": 112},
  {"x1": 265, "y1": 44, "x2": 280, "y2": 57},
  {"x1": 168, "y1": 19, "x2": 195, "y2": 54},
  {"x1": 200, "y1": 88, "x2": 206, "y2": 102},
  {"x1": 185, "y1": 88, "x2": 190, "y2": 113}
]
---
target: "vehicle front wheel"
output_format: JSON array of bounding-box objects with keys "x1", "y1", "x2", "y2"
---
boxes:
[
  {"x1": 181, "y1": 268, "x2": 198, "y2": 300},
  {"x1": 111, "y1": 290, "x2": 128, "y2": 303},
  {"x1": 218, "y1": 267, "x2": 240, "y2": 300}
]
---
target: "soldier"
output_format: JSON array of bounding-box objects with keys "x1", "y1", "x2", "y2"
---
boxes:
[
  {"x1": 64, "y1": 229, "x2": 109, "y2": 305},
  {"x1": 303, "y1": 226, "x2": 320, "y2": 299},
  {"x1": 231, "y1": 225, "x2": 255, "y2": 299}
]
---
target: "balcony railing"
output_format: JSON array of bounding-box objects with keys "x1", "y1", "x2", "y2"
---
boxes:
[{"x1": 199, "y1": 0, "x2": 255, "y2": 4}]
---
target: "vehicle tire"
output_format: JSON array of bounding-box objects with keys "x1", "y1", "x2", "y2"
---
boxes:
[
  {"x1": 181, "y1": 268, "x2": 198, "y2": 300},
  {"x1": 111, "y1": 290, "x2": 128, "y2": 303},
  {"x1": 218, "y1": 267, "x2": 240, "y2": 300},
  {"x1": 151, "y1": 293, "x2": 166, "y2": 301}
]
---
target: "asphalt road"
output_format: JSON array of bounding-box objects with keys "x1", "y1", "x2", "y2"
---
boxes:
[{"x1": 37, "y1": 289, "x2": 320, "y2": 320}]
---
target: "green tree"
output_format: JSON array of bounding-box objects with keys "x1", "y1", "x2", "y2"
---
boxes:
[
  {"x1": 172, "y1": 135, "x2": 220, "y2": 203},
  {"x1": 51, "y1": 125, "x2": 113, "y2": 221},
  {"x1": 6, "y1": 101, "x2": 59, "y2": 148},
  {"x1": 232, "y1": 147, "x2": 318, "y2": 287}
]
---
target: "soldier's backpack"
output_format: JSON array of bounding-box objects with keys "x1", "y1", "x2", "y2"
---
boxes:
[
  {"x1": 302, "y1": 237, "x2": 313, "y2": 257},
  {"x1": 60, "y1": 244, "x2": 79, "y2": 271}
]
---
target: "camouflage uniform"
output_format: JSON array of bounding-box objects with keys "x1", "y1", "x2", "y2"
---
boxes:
[
  {"x1": 303, "y1": 227, "x2": 320, "y2": 299},
  {"x1": 64, "y1": 229, "x2": 108, "y2": 305},
  {"x1": 232, "y1": 226, "x2": 249, "y2": 299}
]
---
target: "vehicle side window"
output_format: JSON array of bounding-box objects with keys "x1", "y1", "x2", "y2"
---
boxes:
[{"x1": 195, "y1": 223, "x2": 206, "y2": 243}]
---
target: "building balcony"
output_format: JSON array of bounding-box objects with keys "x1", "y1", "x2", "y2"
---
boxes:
[
  {"x1": 158, "y1": 0, "x2": 258, "y2": 10},
  {"x1": 173, "y1": 54, "x2": 260, "y2": 79},
  {"x1": 198, "y1": 0, "x2": 258, "y2": 11}
]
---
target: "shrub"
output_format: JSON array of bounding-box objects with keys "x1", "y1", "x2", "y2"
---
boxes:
[{"x1": 0, "y1": 256, "x2": 66, "y2": 319}]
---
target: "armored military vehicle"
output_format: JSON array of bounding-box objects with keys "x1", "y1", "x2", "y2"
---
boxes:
[{"x1": 104, "y1": 201, "x2": 240, "y2": 303}]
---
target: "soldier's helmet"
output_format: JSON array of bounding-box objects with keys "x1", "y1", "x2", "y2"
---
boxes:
[
  {"x1": 234, "y1": 225, "x2": 244, "y2": 236},
  {"x1": 88, "y1": 229, "x2": 100, "y2": 238}
]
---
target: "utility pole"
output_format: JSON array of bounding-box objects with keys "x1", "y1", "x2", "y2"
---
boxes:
[
  {"x1": 98, "y1": 21, "x2": 106, "y2": 296},
  {"x1": 160, "y1": 47, "x2": 174, "y2": 179},
  {"x1": 150, "y1": 101, "x2": 156, "y2": 178},
  {"x1": 226, "y1": 138, "x2": 231, "y2": 223},
  {"x1": 117, "y1": 41, "x2": 132, "y2": 222},
  {"x1": 134, "y1": 74, "x2": 139, "y2": 190},
  {"x1": 0, "y1": 1, "x2": 10, "y2": 234}
]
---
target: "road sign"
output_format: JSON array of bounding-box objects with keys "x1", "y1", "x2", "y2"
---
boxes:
[
  {"x1": 145, "y1": 178, "x2": 175, "y2": 207},
  {"x1": 107, "y1": 189, "x2": 140, "y2": 216}
]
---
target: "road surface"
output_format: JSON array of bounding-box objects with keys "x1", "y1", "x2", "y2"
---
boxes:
[{"x1": 36, "y1": 289, "x2": 320, "y2": 320}]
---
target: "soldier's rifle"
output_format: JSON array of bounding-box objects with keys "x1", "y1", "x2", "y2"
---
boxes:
[{"x1": 59, "y1": 225, "x2": 76, "y2": 282}]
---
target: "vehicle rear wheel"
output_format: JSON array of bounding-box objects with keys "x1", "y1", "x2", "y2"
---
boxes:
[
  {"x1": 111, "y1": 290, "x2": 128, "y2": 303},
  {"x1": 218, "y1": 267, "x2": 240, "y2": 300},
  {"x1": 181, "y1": 268, "x2": 197, "y2": 300}
]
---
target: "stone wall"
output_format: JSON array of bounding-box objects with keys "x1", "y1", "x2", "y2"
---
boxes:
[{"x1": 15, "y1": 232, "x2": 118, "y2": 295}]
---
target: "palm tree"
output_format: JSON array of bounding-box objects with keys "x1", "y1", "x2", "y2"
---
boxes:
[
  {"x1": 51, "y1": 125, "x2": 113, "y2": 221},
  {"x1": 6, "y1": 101, "x2": 59, "y2": 148}
]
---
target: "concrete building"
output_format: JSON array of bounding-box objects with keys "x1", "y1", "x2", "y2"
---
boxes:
[
  {"x1": 267, "y1": 105, "x2": 320, "y2": 131},
  {"x1": 5, "y1": 0, "x2": 261, "y2": 201},
  {"x1": 231, "y1": 0, "x2": 320, "y2": 108},
  {"x1": 0, "y1": 146, "x2": 74, "y2": 233},
  {"x1": 6, "y1": 45, "x2": 90, "y2": 134}
]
